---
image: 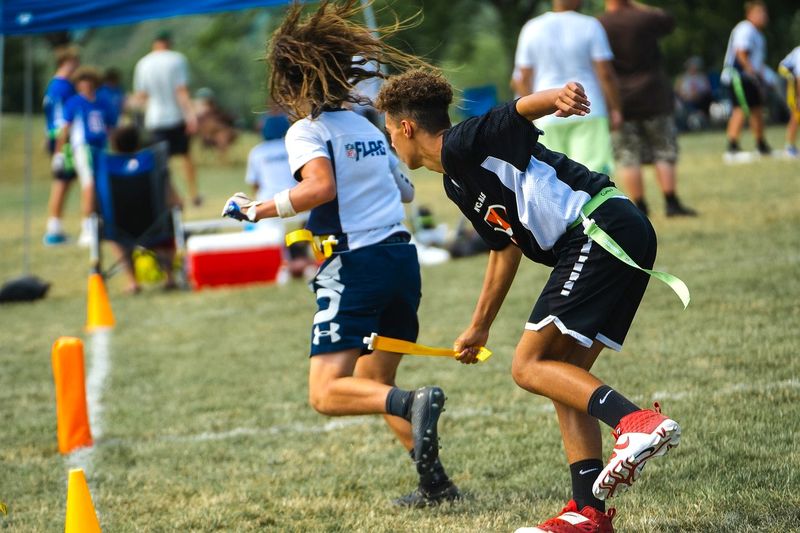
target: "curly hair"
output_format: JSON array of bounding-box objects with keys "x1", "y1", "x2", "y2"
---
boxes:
[
  {"x1": 267, "y1": 0, "x2": 432, "y2": 120},
  {"x1": 375, "y1": 69, "x2": 453, "y2": 133}
]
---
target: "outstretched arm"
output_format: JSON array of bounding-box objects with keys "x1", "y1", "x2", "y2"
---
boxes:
[
  {"x1": 515, "y1": 82, "x2": 590, "y2": 122},
  {"x1": 227, "y1": 156, "x2": 336, "y2": 221},
  {"x1": 454, "y1": 245, "x2": 523, "y2": 364}
]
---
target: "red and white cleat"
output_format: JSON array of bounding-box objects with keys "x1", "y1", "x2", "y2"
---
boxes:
[
  {"x1": 514, "y1": 500, "x2": 616, "y2": 533},
  {"x1": 592, "y1": 402, "x2": 681, "y2": 500}
]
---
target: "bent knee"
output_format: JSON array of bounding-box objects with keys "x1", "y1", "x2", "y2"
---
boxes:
[
  {"x1": 511, "y1": 347, "x2": 547, "y2": 391},
  {"x1": 308, "y1": 387, "x2": 334, "y2": 415}
]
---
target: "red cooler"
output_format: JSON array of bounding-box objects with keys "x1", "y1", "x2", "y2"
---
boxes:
[{"x1": 187, "y1": 230, "x2": 284, "y2": 289}]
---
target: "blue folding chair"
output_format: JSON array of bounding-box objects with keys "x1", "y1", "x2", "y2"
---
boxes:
[{"x1": 94, "y1": 142, "x2": 174, "y2": 249}]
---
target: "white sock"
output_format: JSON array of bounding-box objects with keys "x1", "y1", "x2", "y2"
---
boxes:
[
  {"x1": 47, "y1": 217, "x2": 63, "y2": 234},
  {"x1": 81, "y1": 217, "x2": 93, "y2": 233}
]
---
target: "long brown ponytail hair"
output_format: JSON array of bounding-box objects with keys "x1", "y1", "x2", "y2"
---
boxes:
[{"x1": 267, "y1": 1, "x2": 432, "y2": 119}]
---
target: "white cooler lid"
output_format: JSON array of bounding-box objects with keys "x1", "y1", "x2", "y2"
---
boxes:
[{"x1": 187, "y1": 228, "x2": 283, "y2": 253}]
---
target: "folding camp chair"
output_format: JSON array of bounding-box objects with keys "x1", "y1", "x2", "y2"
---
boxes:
[{"x1": 92, "y1": 142, "x2": 186, "y2": 287}]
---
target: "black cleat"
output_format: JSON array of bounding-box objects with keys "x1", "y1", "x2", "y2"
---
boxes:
[
  {"x1": 665, "y1": 201, "x2": 698, "y2": 217},
  {"x1": 392, "y1": 482, "x2": 462, "y2": 508},
  {"x1": 410, "y1": 386, "x2": 445, "y2": 474},
  {"x1": 757, "y1": 140, "x2": 772, "y2": 156}
]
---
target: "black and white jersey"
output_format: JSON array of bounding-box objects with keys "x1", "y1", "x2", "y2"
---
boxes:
[{"x1": 441, "y1": 101, "x2": 613, "y2": 266}]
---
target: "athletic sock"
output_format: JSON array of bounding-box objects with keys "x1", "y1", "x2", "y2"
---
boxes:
[
  {"x1": 408, "y1": 449, "x2": 451, "y2": 490},
  {"x1": 385, "y1": 387, "x2": 414, "y2": 421},
  {"x1": 570, "y1": 459, "x2": 605, "y2": 512},
  {"x1": 664, "y1": 192, "x2": 679, "y2": 207},
  {"x1": 634, "y1": 199, "x2": 648, "y2": 216},
  {"x1": 728, "y1": 139, "x2": 740, "y2": 152},
  {"x1": 46, "y1": 217, "x2": 63, "y2": 234},
  {"x1": 587, "y1": 385, "x2": 640, "y2": 428}
]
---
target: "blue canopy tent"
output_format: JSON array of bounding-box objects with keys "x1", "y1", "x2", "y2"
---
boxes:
[{"x1": 0, "y1": 0, "x2": 378, "y2": 296}]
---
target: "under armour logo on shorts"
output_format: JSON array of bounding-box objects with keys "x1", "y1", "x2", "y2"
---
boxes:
[{"x1": 313, "y1": 323, "x2": 341, "y2": 345}]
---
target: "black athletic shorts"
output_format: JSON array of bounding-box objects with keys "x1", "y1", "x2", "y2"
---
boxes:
[
  {"x1": 527, "y1": 197, "x2": 657, "y2": 351},
  {"x1": 150, "y1": 123, "x2": 190, "y2": 156},
  {"x1": 729, "y1": 70, "x2": 765, "y2": 109}
]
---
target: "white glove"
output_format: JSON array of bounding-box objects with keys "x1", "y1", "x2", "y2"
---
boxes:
[
  {"x1": 222, "y1": 192, "x2": 261, "y2": 222},
  {"x1": 51, "y1": 152, "x2": 65, "y2": 173}
]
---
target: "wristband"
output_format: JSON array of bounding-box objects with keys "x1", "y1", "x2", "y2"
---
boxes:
[{"x1": 274, "y1": 189, "x2": 297, "y2": 218}]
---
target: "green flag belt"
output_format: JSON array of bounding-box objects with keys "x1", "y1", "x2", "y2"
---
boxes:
[
  {"x1": 567, "y1": 186, "x2": 690, "y2": 309},
  {"x1": 723, "y1": 67, "x2": 751, "y2": 118}
]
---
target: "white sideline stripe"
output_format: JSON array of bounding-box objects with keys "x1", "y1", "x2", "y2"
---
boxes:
[
  {"x1": 66, "y1": 329, "x2": 111, "y2": 472},
  {"x1": 98, "y1": 379, "x2": 800, "y2": 448}
]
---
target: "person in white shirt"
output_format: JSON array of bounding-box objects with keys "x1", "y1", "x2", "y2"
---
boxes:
[
  {"x1": 513, "y1": 0, "x2": 622, "y2": 176},
  {"x1": 221, "y1": 2, "x2": 459, "y2": 508},
  {"x1": 133, "y1": 31, "x2": 200, "y2": 205},
  {"x1": 722, "y1": 1, "x2": 771, "y2": 156},
  {"x1": 779, "y1": 46, "x2": 800, "y2": 157}
]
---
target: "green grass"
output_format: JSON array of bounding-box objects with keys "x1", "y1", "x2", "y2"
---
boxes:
[{"x1": 1, "y1": 114, "x2": 799, "y2": 531}]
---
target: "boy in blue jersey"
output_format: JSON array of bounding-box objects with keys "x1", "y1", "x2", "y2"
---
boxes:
[
  {"x1": 43, "y1": 46, "x2": 79, "y2": 246},
  {"x1": 53, "y1": 67, "x2": 115, "y2": 247},
  {"x1": 221, "y1": 1, "x2": 459, "y2": 508},
  {"x1": 96, "y1": 68, "x2": 125, "y2": 130}
]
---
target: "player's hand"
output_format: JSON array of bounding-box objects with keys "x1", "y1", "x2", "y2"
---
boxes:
[
  {"x1": 554, "y1": 82, "x2": 590, "y2": 118},
  {"x1": 453, "y1": 325, "x2": 490, "y2": 365},
  {"x1": 51, "y1": 152, "x2": 65, "y2": 173},
  {"x1": 222, "y1": 192, "x2": 261, "y2": 222}
]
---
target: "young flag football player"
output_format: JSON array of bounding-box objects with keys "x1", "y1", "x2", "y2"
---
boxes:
[
  {"x1": 53, "y1": 66, "x2": 115, "y2": 247},
  {"x1": 377, "y1": 70, "x2": 683, "y2": 532},
  {"x1": 221, "y1": 1, "x2": 459, "y2": 507}
]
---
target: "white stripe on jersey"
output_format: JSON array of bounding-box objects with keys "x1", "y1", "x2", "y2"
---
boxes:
[{"x1": 481, "y1": 155, "x2": 590, "y2": 250}]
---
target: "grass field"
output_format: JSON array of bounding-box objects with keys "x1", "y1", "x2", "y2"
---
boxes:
[{"x1": 1, "y1": 115, "x2": 799, "y2": 532}]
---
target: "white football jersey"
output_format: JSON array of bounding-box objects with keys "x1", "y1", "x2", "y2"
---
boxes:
[
  {"x1": 781, "y1": 46, "x2": 800, "y2": 77},
  {"x1": 285, "y1": 109, "x2": 406, "y2": 250},
  {"x1": 722, "y1": 20, "x2": 766, "y2": 81}
]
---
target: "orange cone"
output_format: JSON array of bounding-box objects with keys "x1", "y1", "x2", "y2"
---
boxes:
[
  {"x1": 65, "y1": 468, "x2": 102, "y2": 533},
  {"x1": 51, "y1": 337, "x2": 93, "y2": 454},
  {"x1": 86, "y1": 273, "x2": 115, "y2": 332}
]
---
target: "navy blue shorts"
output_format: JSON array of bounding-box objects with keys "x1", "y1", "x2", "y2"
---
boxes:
[{"x1": 309, "y1": 238, "x2": 420, "y2": 356}]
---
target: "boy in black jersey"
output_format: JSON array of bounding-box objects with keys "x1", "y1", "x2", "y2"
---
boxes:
[{"x1": 377, "y1": 70, "x2": 682, "y2": 532}]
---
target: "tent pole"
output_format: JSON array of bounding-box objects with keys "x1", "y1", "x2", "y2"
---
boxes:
[{"x1": 23, "y1": 36, "x2": 33, "y2": 275}]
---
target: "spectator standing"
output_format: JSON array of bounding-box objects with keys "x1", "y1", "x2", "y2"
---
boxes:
[
  {"x1": 674, "y1": 56, "x2": 713, "y2": 129},
  {"x1": 96, "y1": 67, "x2": 125, "y2": 130},
  {"x1": 600, "y1": 0, "x2": 696, "y2": 217},
  {"x1": 513, "y1": 0, "x2": 622, "y2": 176},
  {"x1": 778, "y1": 46, "x2": 800, "y2": 158},
  {"x1": 721, "y1": 1, "x2": 771, "y2": 158},
  {"x1": 53, "y1": 67, "x2": 115, "y2": 247},
  {"x1": 42, "y1": 46, "x2": 79, "y2": 246},
  {"x1": 133, "y1": 31, "x2": 200, "y2": 205}
]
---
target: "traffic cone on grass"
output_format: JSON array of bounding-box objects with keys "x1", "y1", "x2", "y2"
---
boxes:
[
  {"x1": 65, "y1": 468, "x2": 102, "y2": 533},
  {"x1": 86, "y1": 273, "x2": 114, "y2": 332},
  {"x1": 51, "y1": 337, "x2": 93, "y2": 454}
]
